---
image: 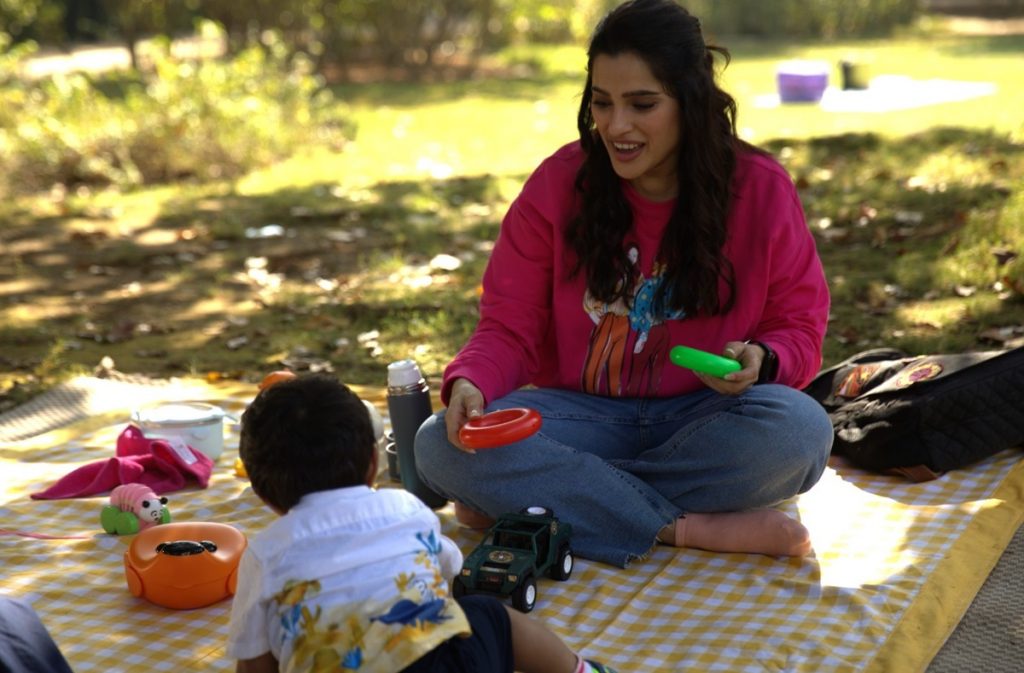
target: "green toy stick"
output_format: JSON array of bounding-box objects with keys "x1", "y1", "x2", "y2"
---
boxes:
[{"x1": 669, "y1": 345, "x2": 742, "y2": 378}]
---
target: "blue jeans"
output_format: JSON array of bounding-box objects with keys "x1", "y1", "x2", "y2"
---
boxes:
[{"x1": 415, "y1": 385, "x2": 832, "y2": 567}]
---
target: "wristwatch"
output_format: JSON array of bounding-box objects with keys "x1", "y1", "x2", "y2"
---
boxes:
[{"x1": 746, "y1": 340, "x2": 779, "y2": 384}]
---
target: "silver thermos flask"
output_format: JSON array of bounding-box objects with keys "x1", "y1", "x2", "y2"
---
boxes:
[{"x1": 386, "y1": 359, "x2": 448, "y2": 509}]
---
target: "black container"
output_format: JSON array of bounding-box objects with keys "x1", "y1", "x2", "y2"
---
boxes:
[
  {"x1": 840, "y1": 60, "x2": 870, "y2": 90},
  {"x1": 386, "y1": 360, "x2": 447, "y2": 509}
]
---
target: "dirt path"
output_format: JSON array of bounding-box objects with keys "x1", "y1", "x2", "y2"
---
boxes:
[{"x1": 16, "y1": 33, "x2": 225, "y2": 80}]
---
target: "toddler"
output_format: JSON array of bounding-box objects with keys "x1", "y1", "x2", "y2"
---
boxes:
[{"x1": 227, "y1": 373, "x2": 618, "y2": 673}]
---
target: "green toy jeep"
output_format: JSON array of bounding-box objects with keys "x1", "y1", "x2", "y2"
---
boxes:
[{"x1": 452, "y1": 506, "x2": 574, "y2": 613}]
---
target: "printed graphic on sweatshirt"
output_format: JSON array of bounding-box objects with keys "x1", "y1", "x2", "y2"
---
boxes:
[{"x1": 581, "y1": 247, "x2": 686, "y2": 397}]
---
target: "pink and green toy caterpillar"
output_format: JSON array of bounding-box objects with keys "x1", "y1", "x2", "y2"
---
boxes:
[{"x1": 101, "y1": 483, "x2": 172, "y2": 535}]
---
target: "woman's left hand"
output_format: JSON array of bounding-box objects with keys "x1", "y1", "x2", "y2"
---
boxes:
[{"x1": 694, "y1": 340, "x2": 763, "y2": 396}]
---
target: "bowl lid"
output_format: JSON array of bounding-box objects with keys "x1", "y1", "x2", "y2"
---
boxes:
[{"x1": 132, "y1": 401, "x2": 226, "y2": 426}]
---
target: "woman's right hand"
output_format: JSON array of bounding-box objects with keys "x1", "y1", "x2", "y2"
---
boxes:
[{"x1": 446, "y1": 378, "x2": 485, "y2": 451}]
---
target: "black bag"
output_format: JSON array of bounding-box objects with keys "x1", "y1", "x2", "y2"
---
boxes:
[{"x1": 803, "y1": 346, "x2": 1024, "y2": 481}]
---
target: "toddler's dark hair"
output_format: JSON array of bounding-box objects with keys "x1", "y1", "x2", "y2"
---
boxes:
[{"x1": 239, "y1": 374, "x2": 375, "y2": 512}]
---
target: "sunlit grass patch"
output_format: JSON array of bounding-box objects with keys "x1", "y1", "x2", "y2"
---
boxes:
[{"x1": 2, "y1": 32, "x2": 1024, "y2": 409}]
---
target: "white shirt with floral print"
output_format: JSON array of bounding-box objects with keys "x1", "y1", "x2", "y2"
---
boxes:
[{"x1": 226, "y1": 486, "x2": 470, "y2": 672}]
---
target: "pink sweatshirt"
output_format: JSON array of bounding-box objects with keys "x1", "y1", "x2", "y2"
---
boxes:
[{"x1": 443, "y1": 142, "x2": 829, "y2": 405}]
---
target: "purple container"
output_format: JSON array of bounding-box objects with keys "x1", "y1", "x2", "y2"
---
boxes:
[{"x1": 777, "y1": 62, "x2": 829, "y2": 103}]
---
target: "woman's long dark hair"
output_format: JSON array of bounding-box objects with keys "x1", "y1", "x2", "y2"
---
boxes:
[{"x1": 568, "y1": 0, "x2": 746, "y2": 317}]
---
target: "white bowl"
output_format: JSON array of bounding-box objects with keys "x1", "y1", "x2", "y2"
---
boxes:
[{"x1": 131, "y1": 401, "x2": 229, "y2": 461}]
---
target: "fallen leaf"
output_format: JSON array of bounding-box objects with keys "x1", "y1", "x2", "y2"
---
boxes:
[
  {"x1": 245, "y1": 224, "x2": 285, "y2": 239},
  {"x1": 94, "y1": 356, "x2": 116, "y2": 377},
  {"x1": 430, "y1": 254, "x2": 462, "y2": 272},
  {"x1": 978, "y1": 326, "x2": 1024, "y2": 344},
  {"x1": 1000, "y1": 274, "x2": 1024, "y2": 295},
  {"x1": 134, "y1": 349, "x2": 168, "y2": 358},
  {"x1": 992, "y1": 247, "x2": 1018, "y2": 266},
  {"x1": 894, "y1": 211, "x2": 924, "y2": 225},
  {"x1": 107, "y1": 320, "x2": 138, "y2": 343},
  {"x1": 954, "y1": 285, "x2": 977, "y2": 297}
]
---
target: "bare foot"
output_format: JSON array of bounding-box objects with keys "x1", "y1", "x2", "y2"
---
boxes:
[
  {"x1": 660, "y1": 510, "x2": 812, "y2": 557},
  {"x1": 454, "y1": 501, "x2": 496, "y2": 529}
]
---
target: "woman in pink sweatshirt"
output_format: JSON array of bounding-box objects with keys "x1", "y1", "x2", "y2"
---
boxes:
[{"x1": 415, "y1": 0, "x2": 833, "y2": 568}]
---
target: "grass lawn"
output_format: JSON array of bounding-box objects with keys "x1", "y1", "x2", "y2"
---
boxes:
[
  {"x1": 325, "y1": 30, "x2": 1024, "y2": 185},
  {"x1": 1, "y1": 26, "x2": 1022, "y2": 408}
]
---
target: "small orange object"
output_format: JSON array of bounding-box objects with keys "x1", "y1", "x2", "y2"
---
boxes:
[
  {"x1": 124, "y1": 521, "x2": 247, "y2": 610},
  {"x1": 259, "y1": 369, "x2": 296, "y2": 390}
]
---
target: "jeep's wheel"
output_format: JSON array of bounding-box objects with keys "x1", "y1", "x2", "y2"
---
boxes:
[
  {"x1": 549, "y1": 544, "x2": 573, "y2": 581},
  {"x1": 452, "y1": 579, "x2": 467, "y2": 599},
  {"x1": 512, "y1": 574, "x2": 537, "y2": 613}
]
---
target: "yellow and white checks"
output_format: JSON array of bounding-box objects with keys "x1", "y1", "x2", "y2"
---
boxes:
[{"x1": 2, "y1": 384, "x2": 1022, "y2": 673}]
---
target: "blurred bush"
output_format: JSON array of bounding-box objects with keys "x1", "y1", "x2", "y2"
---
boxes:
[
  {"x1": 0, "y1": 23, "x2": 350, "y2": 196},
  {"x1": 0, "y1": 30, "x2": 38, "y2": 85},
  {"x1": 3, "y1": 1, "x2": 930, "y2": 84},
  {"x1": 0, "y1": 0, "x2": 934, "y2": 196},
  {"x1": 689, "y1": 0, "x2": 923, "y2": 39},
  {"x1": 200, "y1": 0, "x2": 583, "y2": 77}
]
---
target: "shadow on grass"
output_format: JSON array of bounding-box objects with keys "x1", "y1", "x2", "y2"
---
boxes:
[
  {"x1": 0, "y1": 173, "x2": 509, "y2": 392},
  {"x1": 1, "y1": 127, "x2": 1022, "y2": 405},
  {"x1": 330, "y1": 69, "x2": 584, "y2": 107},
  {"x1": 771, "y1": 127, "x2": 1024, "y2": 363}
]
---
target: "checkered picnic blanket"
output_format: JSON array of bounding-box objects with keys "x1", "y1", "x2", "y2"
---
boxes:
[{"x1": 2, "y1": 381, "x2": 1023, "y2": 672}]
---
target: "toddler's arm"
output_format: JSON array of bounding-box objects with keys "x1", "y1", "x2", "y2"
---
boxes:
[{"x1": 438, "y1": 533, "x2": 464, "y2": 583}]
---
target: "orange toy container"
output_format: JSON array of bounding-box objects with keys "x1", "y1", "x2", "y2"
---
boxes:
[{"x1": 124, "y1": 521, "x2": 247, "y2": 610}]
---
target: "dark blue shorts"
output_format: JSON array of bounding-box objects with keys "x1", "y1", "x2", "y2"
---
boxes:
[
  {"x1": 0, "y1": 596, "x2": 74, "y2": 673},
  {"x1": 402, "y1": 595, "x2": 514, "y2": 673}
]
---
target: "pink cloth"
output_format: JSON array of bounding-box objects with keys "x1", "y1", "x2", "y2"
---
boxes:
[
  {"x1": 442, "y1": 141, "x2": 830, "y2": 404},
  {"x1": 30, "y1": 425, "x2": 213, "y2": 499}
]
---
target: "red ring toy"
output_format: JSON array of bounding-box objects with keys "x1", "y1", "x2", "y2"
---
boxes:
[{"x1": 459, "y1": 408, "x2": 542, "y2": 450}]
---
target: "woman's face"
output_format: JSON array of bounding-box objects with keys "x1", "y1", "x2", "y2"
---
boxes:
[{"x1": 590, "y1": 51, "x2": 681, "y2": 201}]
